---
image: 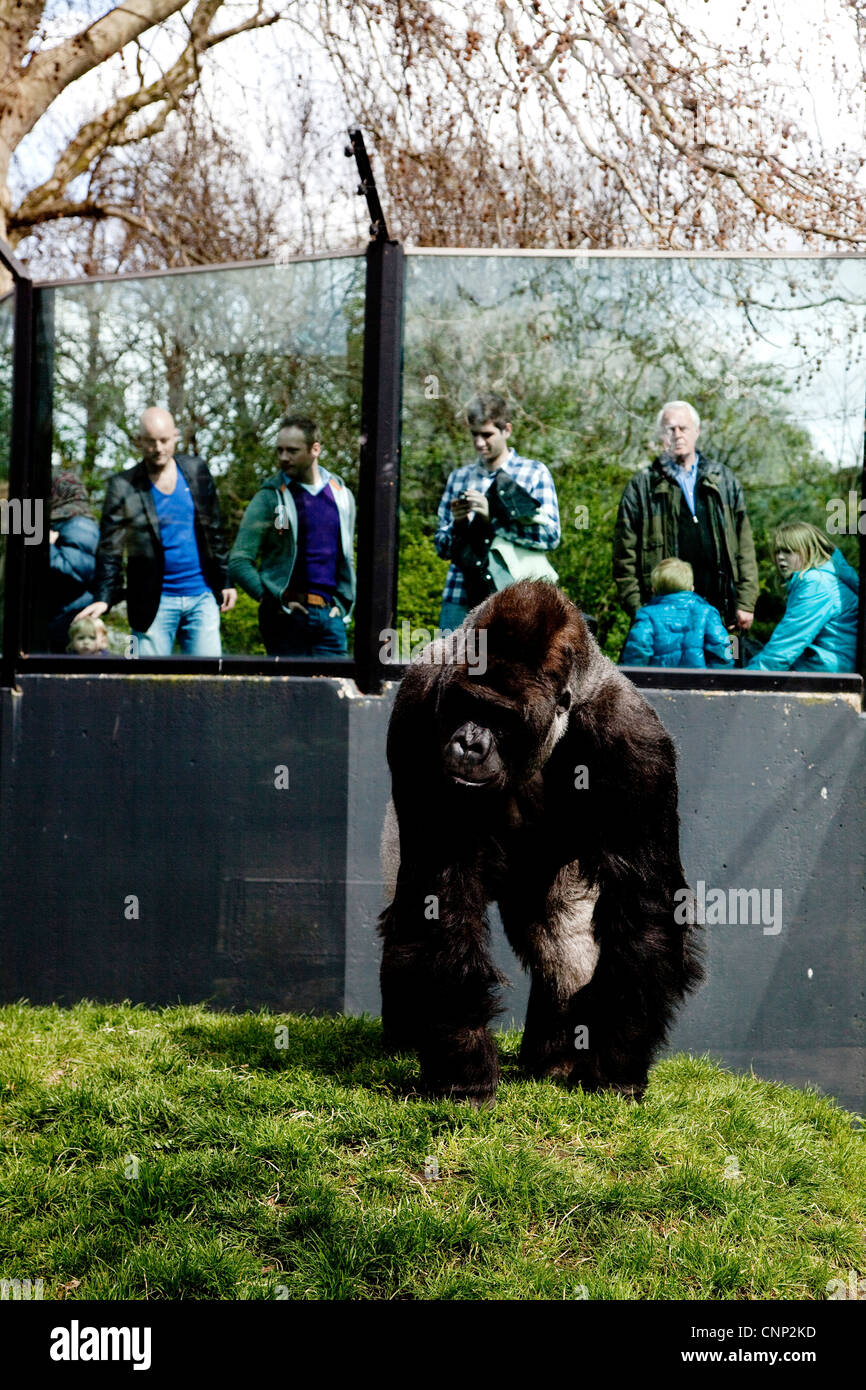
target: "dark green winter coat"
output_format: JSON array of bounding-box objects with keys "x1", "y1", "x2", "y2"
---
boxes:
[{"x1": 612, "y1": 454, "x2": 759, "y2": 622}]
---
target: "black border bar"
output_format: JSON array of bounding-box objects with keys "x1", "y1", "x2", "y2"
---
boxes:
[
  {"x1": 375, "y1": 663, "x2": 863, "y2": 696},
  {"x1": 12, "y1": 656, "x2": 358, "y2": 677}
]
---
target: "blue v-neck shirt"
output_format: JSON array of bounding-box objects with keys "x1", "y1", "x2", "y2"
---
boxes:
[{"x1": 151, "y1": 471, "x2": 209, "y2": 596}]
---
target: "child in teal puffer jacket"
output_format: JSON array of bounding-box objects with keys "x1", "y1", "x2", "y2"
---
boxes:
[
  {"x1": 621, "y1": 557, "x2": 735, "y2": 667},
  {"x1": 747, "y1": 521, "x2": 859, "y2": 672}
]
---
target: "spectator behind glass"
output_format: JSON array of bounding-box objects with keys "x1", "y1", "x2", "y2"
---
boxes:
[
  {"x1": 613, "y1": 400, "x2": 758, "y2": 635},
  {"x1": 48, "y1": 471, "x2": 100, "y2": 653},
  {"x1": 746, "y1": 522, "x2": 859, "y2": 672},
  {"x1": 228, "y1": 415, "x2": 356, "y2": 658},
  {"x1": 66, "y1": 614, "x2": 109, "y2": 655},
  {"x1": 433, "y1": 392, "x2": 561, "y2": 631},
  {"x1": 621, "y1": 556, "x2": 735, "y2": 668}
]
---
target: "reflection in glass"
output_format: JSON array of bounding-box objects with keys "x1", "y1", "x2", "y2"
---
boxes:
[
  {"x1": 40, "y1": 257, "x2": 365, "y2": 656},
  {"x1": 400, "y1": 253, "x2": 865, "y2": 669}
]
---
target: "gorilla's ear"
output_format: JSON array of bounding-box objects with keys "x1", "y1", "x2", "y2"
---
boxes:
[{"x1": 557, "y1": 688, "x2": 572, "y2": 713}]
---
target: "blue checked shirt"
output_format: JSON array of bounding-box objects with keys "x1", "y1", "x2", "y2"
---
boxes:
[
  {"x1": 674, "y1": 460, "x2": 698, "y2": 514},
  {"x1": 434, "y1": 448, "x2": 561, "y2": 606}
]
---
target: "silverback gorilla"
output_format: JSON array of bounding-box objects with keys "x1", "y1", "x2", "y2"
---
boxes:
[{"x1": 379, "y1": 580, "x2": 703, "y2": 1103}]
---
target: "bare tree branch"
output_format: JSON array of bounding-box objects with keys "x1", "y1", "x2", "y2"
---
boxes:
[
  {"x1": 10, "y1": 0, "x2": 279, "y2": 237},
  {"x1": 8, "y1": 0, "x2": 866, "y2": 273},
  {"x1": 0, "y1": 0, "x2": 191, "y2": 147}
]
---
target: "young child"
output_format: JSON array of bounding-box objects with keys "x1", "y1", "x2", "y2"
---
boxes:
[
  {"x1": 746, "y1": 521, "x2": 859, "y2": 672},
  {"x1": 66, "y1": 615, "x2": 110, "y2": 655},
  {"x1": 621, "y1": 557, "x2": 734, "y2": 668}
]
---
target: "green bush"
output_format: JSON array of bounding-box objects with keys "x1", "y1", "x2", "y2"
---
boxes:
[
  {"x1": 397, "y1": 519, "x2": 450, "y2": 634},
  {"x1": 221, "y1": 590, "x2": 266, "y2": 656}
]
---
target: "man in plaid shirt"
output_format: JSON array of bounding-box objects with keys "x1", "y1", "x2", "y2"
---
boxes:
[{"x1": 434, "y1": 392, "x2": 561, "y2": 628}]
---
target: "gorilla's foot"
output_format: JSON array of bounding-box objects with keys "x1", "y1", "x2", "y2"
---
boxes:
[
  {"x1": 521, "y1": 1053, "x2": 574, "y2": 1083},
  {"x1": 418, "y1": 1026, "x2": 500, "y2": 1104},
  {"x1": 569, "y1": 1069, "x2": 648, "y2": 1103},
  {"x1": 519, "y1": 1029, "x2": 574, "y2": 1082}
]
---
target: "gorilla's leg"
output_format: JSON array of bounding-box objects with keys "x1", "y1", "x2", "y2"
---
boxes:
[
  {"x1": 563, "y1": 883, "x2": 700, "y2": 1100},
  {"x1": 515, "y1": 968, "x2": 655, "y2": 1099},
  {"x1": 518, "y1": 976, "x2": 574, "y2": 1080},
  {"x1": 499, "y1": 868, "x2": 600, "y2": 1081},
  {"x1": 564, "y1": 967, "x2": 658, "y2": 1101},
  {"x1": 379, "y1": 866, "x2": 504, "y2": 1102}
]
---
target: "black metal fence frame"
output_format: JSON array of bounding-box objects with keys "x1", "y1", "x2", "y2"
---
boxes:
[{"x1": 1, "y1": 233, "x2": 863, "y2": 701}]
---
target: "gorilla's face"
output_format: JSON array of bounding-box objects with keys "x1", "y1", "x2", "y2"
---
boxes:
[
  {"x1": 442, "y1": 717, "x2": 502, "y2": 787},
  {"x1": 438, "y1": 679, "x2": 572, "y2": 791}
]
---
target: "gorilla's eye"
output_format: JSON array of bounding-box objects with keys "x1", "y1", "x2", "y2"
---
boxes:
[{"x1": 557, "y1": 689, "x2": 572, "y2": 713}]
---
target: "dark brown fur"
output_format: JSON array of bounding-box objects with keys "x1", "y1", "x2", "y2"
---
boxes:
[{"x1": 379, "y1": 581, "x2": 703, "y2": 1103}]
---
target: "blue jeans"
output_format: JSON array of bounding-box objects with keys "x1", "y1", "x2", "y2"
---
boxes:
[
  {"x1": 133, "y1": 591, "x2": 221, "y2": 657},
  {"x1": 259, "y1": 598, "x2": 347, "y2": 658}
]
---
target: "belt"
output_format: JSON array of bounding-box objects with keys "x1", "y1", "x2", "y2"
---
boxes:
[{"x1": 282, "y1": 591, "x2": 330, "y2": 608}]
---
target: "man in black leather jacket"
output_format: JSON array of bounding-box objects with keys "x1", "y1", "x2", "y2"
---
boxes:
[{"x1": 77, "y1": 407, "x2": 236, "y2": 655}]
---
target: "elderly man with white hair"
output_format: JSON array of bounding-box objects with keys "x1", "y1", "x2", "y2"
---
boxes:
[
  {"x1": 77, "y1": 406, "x2": 236, "y2": 655},
  {"x1": 613, "y1": 399, "x2": 758, "y2": 640}
]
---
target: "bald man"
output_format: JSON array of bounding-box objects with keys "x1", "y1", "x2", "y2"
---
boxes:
[{"x1": 77, "y1": 407, "x2": 236, "y2": 655}]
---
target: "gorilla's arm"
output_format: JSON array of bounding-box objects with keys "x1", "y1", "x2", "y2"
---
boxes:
[
  {"x1": 379, "y1": 658, "x2": 504, "y2": 1101},
  {"x1": 550, "y1": 674, "x2": 703, "y2": 1095}
]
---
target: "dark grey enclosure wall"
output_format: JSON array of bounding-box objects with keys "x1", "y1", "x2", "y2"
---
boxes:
[
  {"x1": 656, "y1": 689, "x2": 865, "y2": 1116},
  {"x1": 1, "y1": 675, "x2": 863, "y2": 1113}
]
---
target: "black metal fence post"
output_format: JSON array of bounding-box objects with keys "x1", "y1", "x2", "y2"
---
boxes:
[
  {"x1": 0, "y1": 241, "x2": 34, "y2": 688},
  {"x1": 347, "y1": 128, "x2": 403, "y2": 696},
  {"x1": 25, "y1": 289, "x2": 54, "y2": 656}
]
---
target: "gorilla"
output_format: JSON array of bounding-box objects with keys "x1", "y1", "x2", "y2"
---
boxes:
[{"x1": 379, "y1": 580, "x2": 703, "y2": 1103}]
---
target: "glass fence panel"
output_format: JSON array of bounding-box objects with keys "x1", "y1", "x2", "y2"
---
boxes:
[
  {"x1": 401, "y1": 253, "x2": 866, "y2": 674},
  {"x1": 40, "y1": 257, "x2": 365, "y2": 658},
  {"x1": 0, "y1": 292, "x2": 13, "y2": 655}
]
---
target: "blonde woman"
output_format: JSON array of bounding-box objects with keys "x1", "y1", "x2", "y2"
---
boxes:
[{"x1": 747, "y1": 522, "x2": 859, "y2": 671}]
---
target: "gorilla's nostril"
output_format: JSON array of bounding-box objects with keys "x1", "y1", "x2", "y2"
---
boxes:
[
  {"x1": 447, "y1": 722, "x2": 494, "y2": 775},
  {"x1": 458, "y1": 724, "x2": 491, "y2": 764}
]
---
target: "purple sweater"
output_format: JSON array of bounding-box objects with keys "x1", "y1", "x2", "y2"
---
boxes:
[{"x1": 287, "y1": 479, "x2": 340, "y2": 600}]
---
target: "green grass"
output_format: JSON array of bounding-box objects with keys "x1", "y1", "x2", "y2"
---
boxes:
[{"x1": 0, "y1": 1002, "x2": 863, "y2": 1300}]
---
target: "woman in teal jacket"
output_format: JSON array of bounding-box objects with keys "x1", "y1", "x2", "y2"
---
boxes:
[{"x1": 747, "y1": 522, "x2": 859, "y2": 672}]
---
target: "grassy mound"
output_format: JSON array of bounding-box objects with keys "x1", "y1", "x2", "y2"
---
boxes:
[{"x1": 1, "y1": 1002, "x2": 863, "y2": 1301}]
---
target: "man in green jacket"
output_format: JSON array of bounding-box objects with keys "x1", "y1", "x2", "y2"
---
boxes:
[
  {"x1": 228, "y1": 415, "x2": 356, "y2": 657},
  {"x1": 613, "y1": 400, "x2": 759, "y2": 633}
]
